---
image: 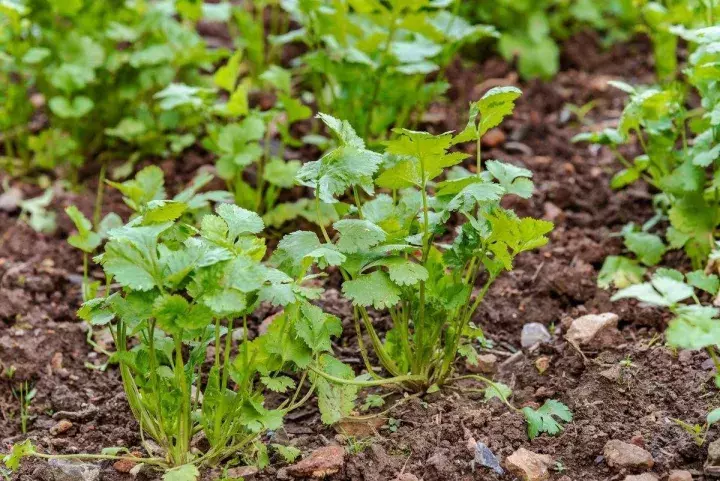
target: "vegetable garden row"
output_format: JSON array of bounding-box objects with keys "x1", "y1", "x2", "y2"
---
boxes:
[{"x1": 1, "y1": 1, "x2": 720, "y2": 480}]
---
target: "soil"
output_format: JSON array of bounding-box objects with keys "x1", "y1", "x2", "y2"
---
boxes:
[{"x1": 2, "y1": 31, "x2": 715, "y2": 481}]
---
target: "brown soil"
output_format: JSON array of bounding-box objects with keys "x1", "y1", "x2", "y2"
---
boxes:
[{"x1": 2, "y1": 32, "x2": 714, "y2": 481}]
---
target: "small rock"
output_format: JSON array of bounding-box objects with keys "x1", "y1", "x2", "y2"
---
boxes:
[
  {"x1": 505, "y1": 448, "x2": 552, "y2": 481},
  {"x1": 113, "y1": 458, "x2": 137, "y2": 473},
  {"x1": 287, "y1": 445, "x2": 345, "y2": 478},
  {"x1": 482, "y1": 128, "x2": 506, "y2": 148},
  {"x1": 566, "y1": 313, "x2": 620, "y2": 347},
  {"x1": 47, "y1": 459, "x2": 101, "y2": 481},
  {"x1": 467, "y1": 354, "x2": 498, "y2": 374},
  {"x1": 543, "y1": 202, "x2": 564, "y2": 222},
  {"x1": 0, "y1": 187, "x2": 22, "y2": 212},
  {"x1": 30, "y1": 93, "x2": 46, "y2": 108},
  {"x1": 604, "y1": 440, "x2": 654, "y2": 472},
  {"x1": 668, "y1": 470, "x2": 693, "y2": 481},
  {"x1": 623, "y1": 474, "x2": 658, "y2": 481},
  {"x1": 473, "y1": 441, "x2": 504, "y2": 475},
  {"x1": 705, "y1": 438, "x2": 720, "y2": 476},
  {"x1": 535, "y1": 356, "x2": 551, "y2": 374},
  {"x1": 521, "y1": 323, "x2": 552, "y2": 348},
  {"x1": 50, "y1": 419, "x2": 73, "y2": 435},
  {"x1": 226, "y1": 466, "x2": 259, "y2": 478},
  {"x1": 335, "y1": 417, "x2": 384, "y2": 437},
  {"x1": 51, "y1": 352, "x2": 64, "y2": 370},
  {"x1": 599, "y1": 364, "x2": 622, "y2": 382},
  {"x1": 630, "y1": 434, "x2": 645, "y2": 448}
]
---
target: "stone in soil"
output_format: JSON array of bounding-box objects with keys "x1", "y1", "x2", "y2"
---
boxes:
[
  {"x1": 603, "y1": 439, "x2": 654, "y2": 472},
  {"x1": 505, "y1": 447, "x2": 552, "y2": 481},
  {"x1": 46, "y1": 459, "x2": 101, "y2": 481},
  {"x1": 472, "y1": 440, "x2": 504, "y2": 475},
  {"x1": 623, "y1": 474, "x2": 658, "y2": 481},
  {"x1": 466, "y1": 354, "x2": 498, "y2": 374},
  {"x1": 287, "y1": 445, "x2": 345, "y2": 478},
  {"x1": 49, "y1": 419, "x2": 73, "y2": 435},
  {"x1": 521, "y1": 323, "x2": 552, "y2": 348},
  {"x1": 566, "y1": 313, "x2": 620, "y2": 347},
  {"x1": 706, "y1": 438, "x2": 720, "y2": 476},
  {"x1": 482, "y1": 128, "x2": 506, "y2": 147},
  {"x1": 668, "y1": 470, "x2": 693, "y2": 481}
]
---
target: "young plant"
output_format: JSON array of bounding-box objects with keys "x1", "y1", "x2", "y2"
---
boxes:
[
  {"x1": 277, "y1": 0, "x2": 497, "y2": 139},
  {"x1": 274, "y1": 89, "x2": 571, "y2": 437},
  {"x1": 576, "y1": 22, "x2": 720, "y2": 272},
  {"x1": 673, "y1": 407, "x2": 720, "y2": 446},
  {"x1": 7, "y1": 204, "x2": 341, "y2": 477},
  {"x1": 11, "y1": 382, "x2": 36, "y2": 435}
]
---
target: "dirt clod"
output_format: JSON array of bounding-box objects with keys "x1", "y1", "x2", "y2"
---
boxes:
[
  {"x1": 482, "y1": 128, "x2": 506, "y2": 148},
  {"x1": 604, "y1": 440, "x2": 654, "y2": 472},
  {"x1": 668, "y1": 470, "x2": 693, "y2": 481},
  {"x1": 287, "y1": 445, "x2": 345, "y2": 478},
  {"x1": 50, "y1": 419, "x2": 73, "y2": 435},
  {"x1": 505, "y1": 448, "x2": 552, "y2": 481},
  {"x1": 623, "y1": 474, "x2": 658, "y2": 481},
  {"x1": 467, "y1": 353, "x2": 498, "y2": 374},
  {"x1": 566, "y1": 313, "x2": 620, "y2": 347}
]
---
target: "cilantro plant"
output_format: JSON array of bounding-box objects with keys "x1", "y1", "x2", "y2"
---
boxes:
[
  {"x1": 279, "y1": 88, "x2": 545, "y2": 390},
  {"x1": 277, "y1": 0, "x2": 497, "y2": 139},
  {"x1": 0, "y1": 0, "x2": 221, "y2": 176},
  {"x1": 576, "y1": 22, "x2": 720, "y2": 273},
  {"x1": 6, "y1": 203, "x2": 341, "y2": 477}
]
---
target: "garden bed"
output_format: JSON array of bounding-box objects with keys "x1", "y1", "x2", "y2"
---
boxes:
[{"x1": 2, "y1": 33, "x2": 714, "y2": 481}]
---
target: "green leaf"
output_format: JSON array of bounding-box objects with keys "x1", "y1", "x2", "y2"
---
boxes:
[
  {"x1": 217, "y1": 203, "x2": 265, "y2": 238},
  {"x1": 687, "y1": 270, "x2": 720, "y2": 295},
  {"x1": 65, "y1": 206, "x2": 101, "y2": 253},
  {"x1": 485, "y1": 160, "x2": 534, "y2": 199},
  {"x1": 597, "y1": 256, "x2": 646, "y2": 289},
  {"x1": 261, "y1": 376, "x2": 296, "y2": 393},
  {"x1": 333, "y1": 219, "x2": 387, "y2": 253},
  {"x1": 367, "y1": 257, "x2": 429, "y2": 286},
  {"x1": 612, "y1": 275, "x2": 694, "y2": 307},
  {"x1": 707, "y1": 408, "x2": 720, "y2": 427},
  {"x1": 107, "y1": 165, "x2": 166, "y2": 211},
  {"x1": 214, "y1": 51, "x2": 242, "y2": 92},
  {"x1": 272, "y1": 444, "x2": 301, "y2": 463},
  {"x1": 666, "y1": 305, "x2": 720, "y2": 350},
  {"x1": 522, "y1": 399, "x2": 573, "y2": 439},
  {"x1": 342, "y1": 271, "x2": 401, "y2": 309},
  {"x1": 484, "y1": 382, "x2": 512, "y2": 402},
  {"x1": 143, "y1": 200, "x2": 188, "y2": 224},
  {"x1": 624, "y1": 232, "x2": 666, "y2": 266},
  {"x1": 3, "y1": 440, "x2": 34, "y2": 471},
  {"x1": 296, "y1": 114, "x2": 383, "y2": 203},
  {"x1": 49, "y1": 96, "x2": 94, "y2": 119},
  {"x1": 456, "y1": 86, "x2": 522, "y2": 142},
  {"x1": 315, "y1": 355, "x2": 357, "y2": 425},
  {"x1": 163, "y1": 464, "x2": 200, "y2": 481}
]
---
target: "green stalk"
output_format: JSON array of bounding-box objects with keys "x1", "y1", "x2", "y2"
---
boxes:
[
  {"x1": 173, "y1": 333, "x2": 191, "y2": 465},
  {"x1": 92, "y1": 158, "x2": 107, "y2": 228},
  {"x1": 309, "y1": 363, "x2": 425, "y2": 387}
]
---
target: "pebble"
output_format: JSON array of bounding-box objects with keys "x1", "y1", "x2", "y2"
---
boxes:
[
  {"x1": 394, "y1": 474, "x2": 419, "y2": 481},
  {"x1": 467, "y1": 354, "x2": 498, "y2": 374},
  {"x1": 505, "y1": 448, "x2": 553, "y2": 481},
  {"x1": 604, "y1": 440, "x2": 654, "y2": 471},
  {"x1": 521, "y1": 323, "x2": 552, "y2": 348},
  {"x1": 566, "y1": 313, "x2": 620, "y2": 347},
  {"x1": 668, "y1": 470, "x2": 693, "y2": 481},
  {"x1": 535, "y1": 356, "x2": 551, "y2": 374},
  {"x1": 113, "y1": 458, "x2": 137, "y2": 473},
  {"x1": 706, "y1": 438, "x2": 720, "y2": 476},
  {"x1": 50, "y1": 419, "x2": 73, "y2": 435},
  {"x1": 47, "y1": 459, "x2": 101, "y2": 481},
  {"x1": 623, "y1": 474, "x2": 658, "y2": 481},
  {"x1": 0, "y1": 187, "x2": 23, "y2": 212},
  {"x1": 472, "y1": 441, "x2": 504, "y2": 475},
  {"x1": 286, "y1": 445, "x2": 345, "y2": 478}
]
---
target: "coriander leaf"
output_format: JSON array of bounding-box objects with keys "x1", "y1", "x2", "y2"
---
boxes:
[
  {"x1": 333, "y1": 219, "x2": 387, "y2": 253},
  {"x1": 342, "y1": 271, "x2": 401, "y2": 309},
  {"x1": 485, "y1": 160, "x2": 534, "y2": 199},
  {"x1": 522, "y1": 399, "x2": 573, "y2": 439},
  {"x1": 687, "y1": 270, "x2": 720, "y2": 295},
  {"x1": 315, "y1": 355, "x2": 358, "y2": 425},
  {"x1": 597, "y1": 256, "x2": 646, "y2": 289},
  {"x1": 484, "y1": 382, "x2": 512, "y2": 402},
  {"x1": 3, "y1": 440, "x2": 34, "y2": 471},
  {"x1": 272, "y1": 444, "x2": 301, "y2": 463},
  {"x1": 624, "y1": 231, "x2": 666, "y2": 266},
  {"x1": 261, "y1": 376, "x2": 296, "y2": 393},
  {"x1": 162, "y1": 464, "x2": 200, "y2": 481},
  {"x1": 217, "y1": 203, "x2": 265, "y2": 238},
  {"x1": 66, "y1": 205, "x2": 101, "y2": 253},
  {"x1": 366, "y1": 257, "x2": 429, "y2": 286}
]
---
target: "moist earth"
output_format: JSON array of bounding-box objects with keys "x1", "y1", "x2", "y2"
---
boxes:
[{"x1": 2, "y1": 33, "x2": 713, "y2": 481}]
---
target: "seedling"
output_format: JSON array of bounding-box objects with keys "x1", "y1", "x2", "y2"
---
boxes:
[
  {"x1": 6, "y1": 204, "x2": 342, "y2": 478},
  {"x1": 276, "y1": 88, "x2": 571, "y2": 437},
  {"x1": 11, "y1": 382, "x2": 35, "y2": 435},
  {"x1": 673, "y1": 407, "x2": 720, "y2": 446}
]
